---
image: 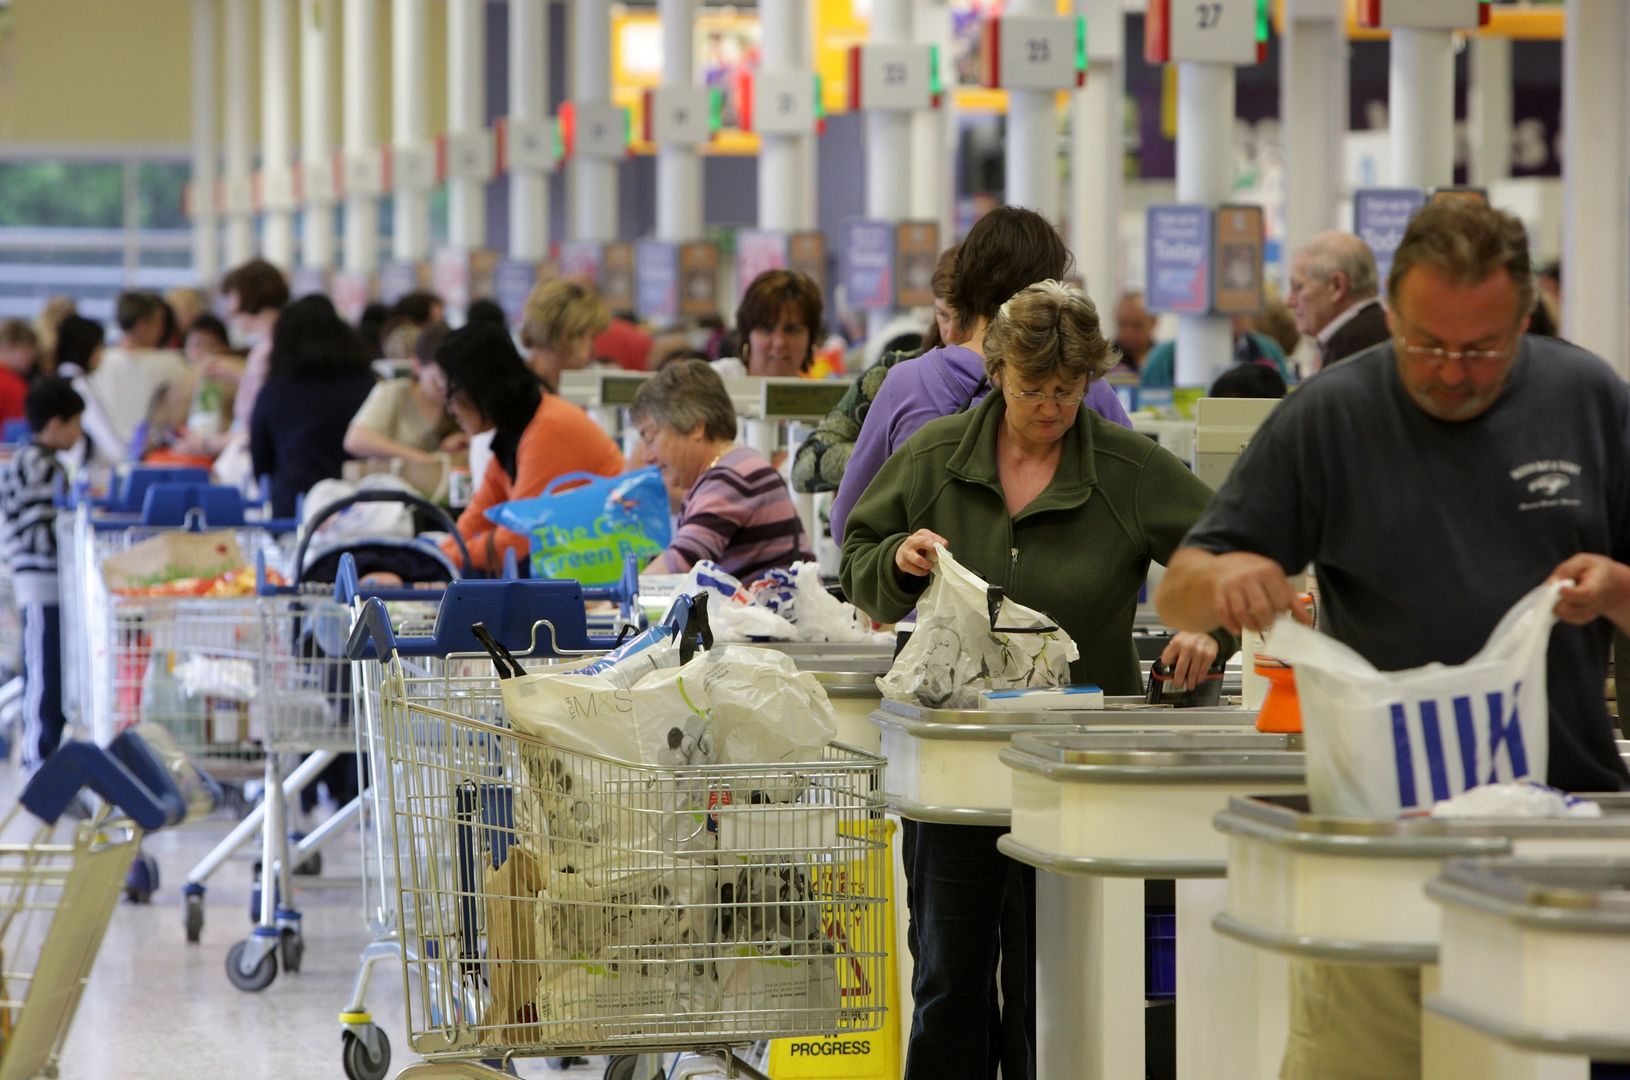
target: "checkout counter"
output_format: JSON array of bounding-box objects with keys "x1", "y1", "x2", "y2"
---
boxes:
[
  {"x1": 873, "y1": 696, "x2": 1275, "y2": 1076},
  {"x1": 1425, "y1": 856, "x2": 1630, "y2": 1079},
  {"x1": 1213, "y1": 793, "x2": 1630, "y2": 1078},
  {"x1": 997, "y1": 729, "x2": 1303, "y2": 1080}
]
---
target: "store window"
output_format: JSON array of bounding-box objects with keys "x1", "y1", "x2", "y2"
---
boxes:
[{"x1": 0, "y1": 154, "x2": 194, "y2": 326}]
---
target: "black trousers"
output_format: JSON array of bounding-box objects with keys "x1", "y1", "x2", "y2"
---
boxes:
[{"x1": 900, "y1": 819, "x2": 1036, "y2": 1080}]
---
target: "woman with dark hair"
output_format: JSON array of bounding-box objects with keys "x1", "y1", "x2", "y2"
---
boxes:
[
  {"x1": 249, "y1": 295, "x2": 377, "y2": 517},
  {"x1": 433, "y1": 322, "x2": 623, "y2": 571},
  {"x1": 714, "y1": 269, "x2": 825, "y2": 377},
  {"x1": 826, "y1": 210, "x2": 1132, "y2": 540},
  {"x1": 51, "y1": 315, "x2": 104, "y2": 381}
]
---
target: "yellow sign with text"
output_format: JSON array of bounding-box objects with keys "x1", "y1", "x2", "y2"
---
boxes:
[{"x1": 767, "y1": 819, "x2": 903, "y2": 1080}]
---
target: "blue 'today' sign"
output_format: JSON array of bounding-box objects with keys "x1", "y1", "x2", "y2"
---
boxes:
[{"x1": 1145, "y1": 205, "x2": 1213, "y2": 315}]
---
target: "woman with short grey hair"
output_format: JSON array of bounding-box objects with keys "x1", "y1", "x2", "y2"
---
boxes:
[
  {"x1": 841, "y1": 280, "x2": 1231, "y2": 1080},
  {"x1": 631, "y1": 359, "x2": 811, "y2": 579}
]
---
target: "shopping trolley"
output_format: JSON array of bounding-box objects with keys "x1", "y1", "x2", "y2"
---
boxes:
[
  {"x1": 67, "y1": 482, "x2": 296, "y2": 905},
  {"x1": 180, "y1": 489, "x2": 473, "y2": 956},
  {"x1": 335, "y1": 562, "x2": 644, "y2": 1080},
  {"x1": 351, "y1": 587, "x2": 888, "y2": 1080},
  {"x1": 0, "y1": 727, "x2": 202, "y2": 1080}
]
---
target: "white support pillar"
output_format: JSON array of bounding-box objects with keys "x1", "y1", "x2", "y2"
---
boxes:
[
  {"x1": 300, "y1": 0, "x2": 337, "y2": 270},
  {"x1": 191, "y1": 0, "x2": 220, "y2": 284},
  {"x1": 392, "y1": 0, "x2": 431, "y2": 263},
  {"x1": 865, "y1": 0, "x2": 913, "y2": 337},
  {"x1": 1281, "y1": 0, "x2": 1347, "y2": 261},
  {"x1": 448, "y1": 0, "x2": 487, "y2": 251},
  {"x1": 343, "y1": 0, "x2": 381, "y2": 273},
  {"x1": 261, "y1": 0, "x2": 295, "y2": 268},
  {"x1": 1561, "y1": 0, "x2": 1630, "y2": 375},
  {"x1": 911, "y1": 0, "x2": 954, "y2": 240},
  {"x1": 1467, "y1": 35, "x2": 1512, "y2": 189},
  {"x1": 509, "y1": 0, "x2": 549, "y2": 260},
  {"x1": 1006, "y1": 0, "x2": 1060, "y2": 222},
  {"x1": 758, "y1": 0, "x2": 807, "y2": 233},
  {"x1": 1173, "y1": 62, "x2": 1236, "y2": 387},
  {"x1": 224, "y1": 0, "x2": 254, "y2": 268},
  {"x1": 1388, "y1": 28, "x2": 1456, "y2": 189},
  {"x1": 656, "y1": 0, "x2": 702, "y2": 244},
  {"x1": 1071, "y1": 0, "x2": 1124, "y2": 301},
  {"x1": 568, "y1": 0, "x2": 618, "y2": 243},
  {"x1": 798, "y1": 0, "x2": 818, "y2": 231}
]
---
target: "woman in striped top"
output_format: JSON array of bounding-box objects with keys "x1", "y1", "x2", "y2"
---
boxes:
[{"x1": 631, "y1": 359, "x2": 812, "y2": 581}]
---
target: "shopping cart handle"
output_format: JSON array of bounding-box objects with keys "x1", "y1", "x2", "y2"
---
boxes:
[
  {"x1": 20, "y1": 735, "x2": 187, "y2": 831},
  {"x1": 348, "y1": 580, "x2": 620, "y2": 659},
  {"x1": 293, "y1": 488, "x2": 473, "y2": 583},
  {"x1": 346, "y1": 596, "x2": 400, "y2": 661}
]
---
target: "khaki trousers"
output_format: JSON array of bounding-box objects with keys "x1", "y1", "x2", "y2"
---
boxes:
[{"x1": 1280, "y1": 961, "x2": 1422, "y2": 1080}]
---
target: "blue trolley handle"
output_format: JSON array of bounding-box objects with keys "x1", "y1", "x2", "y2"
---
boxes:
[
  {"x1": 345, "y1": 596, "x2": 402, "y2": 662},
  {"x1": 292, "y1": 488, "x2": 474, "y2": 584},
  {"x1": 20, "y1": 730, "x2": 188, "y2": 831}
]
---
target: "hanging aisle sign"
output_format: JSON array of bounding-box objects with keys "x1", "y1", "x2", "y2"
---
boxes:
[
  {"x1": 980, "y1": 15, "x2": 1087, "y2": 90},
  {"x1": 1145, "y1": 0, "x2": 1269, "y2": 65},
  {"x1": 499, "y1": 116, "x2": 558, "y2": 172},
  {"x1": 848, "y1": 43, "x2": 939, "y2": 111},
  {"x1": 643, "y1": 86, "x2": 720, "y2": 146},
  {"x1": 1357, "y1": 0, "x2": 1488, "y2": 30}
]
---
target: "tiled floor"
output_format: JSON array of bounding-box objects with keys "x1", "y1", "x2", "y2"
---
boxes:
[{"x1": 29, "y1": 788, "x2": 611, "y2": 1080}]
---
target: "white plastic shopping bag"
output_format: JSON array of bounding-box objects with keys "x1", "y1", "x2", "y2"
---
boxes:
[
  {"x1": 878, "y1": 545, "x2": 1078, "y2": 709},
  {"x1": 1267, "y1": 580, "x2": 1564, "y2": 818}
]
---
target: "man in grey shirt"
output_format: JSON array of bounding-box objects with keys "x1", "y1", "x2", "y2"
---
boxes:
[{"x1": 1157, "y1": 199, "x2": 1630, "y2": 1078}]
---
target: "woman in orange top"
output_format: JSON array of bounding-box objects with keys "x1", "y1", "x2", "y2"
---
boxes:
[{"x1": 433, "y1": 323, "x2": 623, "y2": 572}]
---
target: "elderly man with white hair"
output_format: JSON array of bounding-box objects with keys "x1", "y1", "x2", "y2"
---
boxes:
[{"x1": 1286, "y1": 231, "x2": 1390, "y2": 370}]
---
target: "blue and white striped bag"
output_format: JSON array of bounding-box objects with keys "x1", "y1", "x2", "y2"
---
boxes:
[{"x1": 1266, "y1": 581, "x2": 1563, "y2": 818}]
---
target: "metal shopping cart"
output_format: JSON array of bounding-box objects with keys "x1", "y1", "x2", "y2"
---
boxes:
[
  {"x1": 353, "y1": 588, "x2": 889, "y2": 1080},
  {"x1": 211, "y1": 488, "x2": 475, "y2": 990},
  {"x1": 55, "y1": 467, "x2": 214, "y2": 738},
  {"x1": 336, "y1": 565, "x2": 646, "y2": 1080},
  {"x1": 0, "y1": 728, "x2": 202, "y2": 1080},
  {"x1": 65, "y1": 482, "x2": 295, "y2": 906}
]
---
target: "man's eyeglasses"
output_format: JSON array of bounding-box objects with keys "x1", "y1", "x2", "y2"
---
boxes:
[
  {"x1": 1006, "y1": 386, "x2": 1086, "y2": 406},
  {"x1": 1396, "y1": 343, "x2": 1512, "y2": 368}
]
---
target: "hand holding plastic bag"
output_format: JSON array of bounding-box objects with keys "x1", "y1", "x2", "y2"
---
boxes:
[
  {"x1": 1266, "y1": 579, "x2": 1564, "y2": 817},
  {"x1": 878, "y1": 545, "x2": 1078, "y2": 709}
]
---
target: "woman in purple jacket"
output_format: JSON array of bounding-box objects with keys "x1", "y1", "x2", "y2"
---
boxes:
[{"x1": 829, "y1": 207, "x2": 1130, "y2": 543}]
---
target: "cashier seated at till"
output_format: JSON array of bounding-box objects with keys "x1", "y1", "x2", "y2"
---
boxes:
[
  {"x1": 839, "y1": 280, "x2": 1234, "y2": 1080},
  {"x1": 631, "y1": 359, "x2": 814, "y2": 582}
]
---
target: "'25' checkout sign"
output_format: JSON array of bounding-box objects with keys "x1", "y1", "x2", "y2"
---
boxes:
[{"x1": 1145, "y1": 0, "x2": 1264, "y2": 67}]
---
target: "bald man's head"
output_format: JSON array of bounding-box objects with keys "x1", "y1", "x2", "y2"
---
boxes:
[{"x1": 1287, "y1": 231, "x2": 1380, "y2": 338}]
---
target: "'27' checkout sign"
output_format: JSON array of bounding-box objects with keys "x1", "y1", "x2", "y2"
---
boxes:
[{"x1": 1145, "y1": 0, "x2": 1261, "y2": 67}]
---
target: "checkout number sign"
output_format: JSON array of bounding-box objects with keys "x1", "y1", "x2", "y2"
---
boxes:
[{"x1": 1163, "y1": 0, "x2": 1258, "y2": 65}]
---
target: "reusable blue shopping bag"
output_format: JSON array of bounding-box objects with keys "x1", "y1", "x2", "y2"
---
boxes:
[{"x1": 484, "y1": 466, "x2": 671, "y2": 585}]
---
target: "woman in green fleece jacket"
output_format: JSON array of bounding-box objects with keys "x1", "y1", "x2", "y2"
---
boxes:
[{"x1": 840, "y1": 280, "x2": 1230, "y2": 1080}]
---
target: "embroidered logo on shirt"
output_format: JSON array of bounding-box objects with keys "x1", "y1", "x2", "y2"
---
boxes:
[{"x1": 1511, "y1": 459, "x2": 1584, "y2": 511}]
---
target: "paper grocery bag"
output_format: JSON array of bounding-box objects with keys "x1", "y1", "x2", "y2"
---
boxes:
[
  {"x1": 99, "y1": 531, "x2": 246, "y2": 593},
  {"x1": 478, "y1": 846, "x2": 547, "y2": 1042}
]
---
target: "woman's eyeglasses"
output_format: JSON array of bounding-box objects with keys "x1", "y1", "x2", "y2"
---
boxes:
[{"x1": 1006, "y1": 386, "x2": 1086, "y2": 406}]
